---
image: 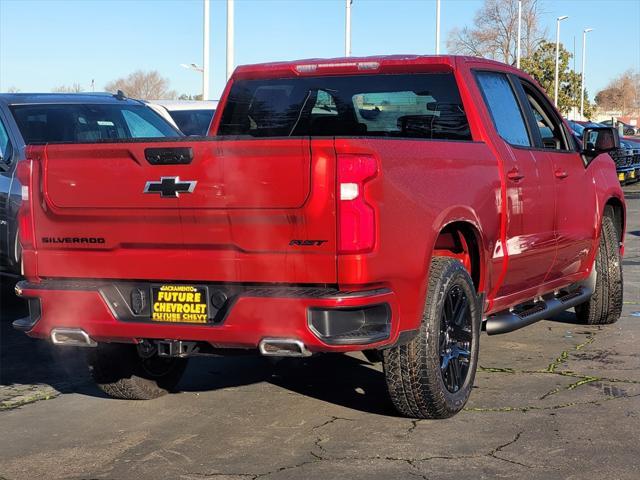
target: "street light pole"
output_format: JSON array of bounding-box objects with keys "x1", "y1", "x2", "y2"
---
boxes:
[
  {"x1": 516, "y1": 0, "x2": 521, "y2": 68},
  {"x1": 345, "y1": 0, "x2": 352, "y2": 57},
  {"x1": 581, "y1": 28, "x2": 593, "y2": 119},
  {"x1": 203, "y1": 0, "x2": 210, "y2": 100},
  {"x1": 227, "y1": 0, "x2": 235, "y2": 81},
  {"x1": 554, "y1": 15, "x2": 569, "y2": 107},
  {"x1": 435, "y1": 0, "x2": 441, "y2": 54}
]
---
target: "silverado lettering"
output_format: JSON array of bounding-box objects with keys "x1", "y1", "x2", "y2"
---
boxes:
[
  {"x1": 42, "y1": 237, "x2": 106, "y2": 244},
  {"x1": 15, "y1": 55, "x2": 625, "y2": 419}
]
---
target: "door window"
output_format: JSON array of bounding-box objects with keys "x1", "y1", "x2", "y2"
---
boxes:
[
  {"x1": 475, "y1": 71, "x2": 531, "y2": 147},
  {"x1": 519, "y1": 82, "x2": 571, "y2": 151}
]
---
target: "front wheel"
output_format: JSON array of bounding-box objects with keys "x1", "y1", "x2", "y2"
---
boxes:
[
  {"x1": 383, "y1": 257, "x2": 481, "y2": 419},
  {"x1": 88, "y1": 343, "x2": 188, "y2": 400},
  {"x1": 575, "y1": 213, "x2": 623, "y2": 325}
]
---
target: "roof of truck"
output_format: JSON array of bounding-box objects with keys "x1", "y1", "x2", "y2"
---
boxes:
[
  {"x1": 0, "y1": 92, "x2": 145, "y2": 107},
  {"x1": 231, "y1": 54, "x2": 520, "y2": 79}
]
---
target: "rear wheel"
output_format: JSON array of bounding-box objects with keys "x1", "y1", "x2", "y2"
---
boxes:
[
  {"x1": 383, "y1": 257, "x2": 480, "y2": 419},
  {"x1": 575, "y1": 213, "x2": 623, "y2": 325},
  {"x1": 88, "y1": 343, "x2": 188, "y2": 400}
]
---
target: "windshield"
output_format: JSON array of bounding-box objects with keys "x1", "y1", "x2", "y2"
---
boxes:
[
  {"x1": 10, "y1": 103, "x2": 181, "y2": 144},
  {"x1": 167, "y1": 109, "x2": 215, "y2": 136},
  {"x1": 218, "y1": 73, "x2": 472, "y2": 141},
  {"x1": 568, "y1": 121, "x2": 585, "y2": 135}
]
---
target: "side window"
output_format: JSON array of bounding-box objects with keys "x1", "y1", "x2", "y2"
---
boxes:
[
  {"x1": 519, "y1": 83, "x2": 570, "y2": 151},
  {"x1": 476, "y1": 71, "x2": 531, "y2": 147},
  {"x1": 0, "y1": 117, "x2": 12, "y2": 164}
]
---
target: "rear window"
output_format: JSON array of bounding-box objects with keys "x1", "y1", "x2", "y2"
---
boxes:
[
  {"x1": 218, "y1": 73, "x2": 471, "y2": 141},
  {"x1": 10, "y1": 104, "x2": 181, "y2": 144},
  {"x1": 168, "y1": 109, "x2": 215, "y2": 136}
]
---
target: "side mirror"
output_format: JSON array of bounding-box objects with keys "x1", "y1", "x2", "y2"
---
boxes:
[{"x1": 582, "y1": 127, "x2": 620, "y2": 159}]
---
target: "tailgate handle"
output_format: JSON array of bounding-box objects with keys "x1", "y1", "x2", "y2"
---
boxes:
[{"x1": 145, "y1": 147, "x2": 193, "y2": 165}]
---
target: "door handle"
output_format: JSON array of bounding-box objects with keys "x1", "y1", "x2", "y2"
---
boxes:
[
  {"x1": 507, "y1": 168, "x2": 525, "y2": 182},
  {"x1": 555, "y1": 169, "x2": 569, "y2": 179}
]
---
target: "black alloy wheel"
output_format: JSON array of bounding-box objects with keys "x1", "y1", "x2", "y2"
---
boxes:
[{"x1": 439, "y1": 285, "x2": 472, "y2": 393}]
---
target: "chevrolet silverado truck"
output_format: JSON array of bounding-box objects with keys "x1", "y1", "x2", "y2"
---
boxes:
[{"x1": 13, "y1": 56, "x2": 625, "y2": 419}]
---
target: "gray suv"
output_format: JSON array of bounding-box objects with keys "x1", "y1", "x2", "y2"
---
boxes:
[{"x1": 0, "y1": 92, "x2": 181, "y2": 275}]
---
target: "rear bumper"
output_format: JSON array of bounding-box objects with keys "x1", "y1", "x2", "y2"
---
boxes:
[{"x1": 15, "y1": 280, "x2": 404, "y2": 352}]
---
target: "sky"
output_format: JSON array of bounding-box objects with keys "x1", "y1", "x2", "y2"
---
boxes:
[{"x1": 0, "y1": 0, "x2": 639, "y2": 101}]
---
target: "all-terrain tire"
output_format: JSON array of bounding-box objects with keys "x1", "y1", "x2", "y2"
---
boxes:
[
  {"x1": 575, "y1": 213, "x2": 623, "y2": 325},
  {"x1": 383, "y1": 257, "x2": 481, "y2": 419},
  {"x1": 88, "y1": 343, "x2": 188, "y2": 400}
]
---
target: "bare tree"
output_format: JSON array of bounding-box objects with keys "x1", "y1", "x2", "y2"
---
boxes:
[
  {"x1": 105, "y1": 70, "x2": 177, "y2": 100},
  {"x1": 595, "y1": 70, "x2": 640, "y2": 114},
  {"x1": 447, "y1": 0, "x2": 546, "y2": 64},
  {"x1": 6, "y1": 86, "x2": 20, "y2": 93},
  {"x1": 51, "y1": 83, "x2": 83, "y2": 93}
]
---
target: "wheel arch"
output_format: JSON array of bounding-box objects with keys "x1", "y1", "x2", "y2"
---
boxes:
[{"x1": 432, "y1": 220, "x2": 485, "y2": 293}]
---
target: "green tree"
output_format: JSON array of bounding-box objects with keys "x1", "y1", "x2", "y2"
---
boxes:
[{"x1": 521, "y1": 40, "x2": 593, "y2": 117}]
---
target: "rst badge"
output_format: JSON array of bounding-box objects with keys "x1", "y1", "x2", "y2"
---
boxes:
[{"x1": 144, "y1": 177, "x2": 197, "y2": 198}]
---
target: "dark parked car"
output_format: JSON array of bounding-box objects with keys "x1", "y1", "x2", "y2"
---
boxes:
[
  {"x1": 621, "y1": 137, "x2": 640, "y2": 183},
  {"x1": 0, "y1": 93, "x2": 181, "y2": 274},
  {"x1": 600, "y1": 119, "x2": 637, "y2": 136},
  {"x1": 611, "y1": 138, "x2": 640, "y2": 184}
]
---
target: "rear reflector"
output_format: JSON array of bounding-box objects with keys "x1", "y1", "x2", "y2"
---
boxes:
[
  {"x1": 340, "y1": 183, "x2": 359, "y2": 201},
  {"x1": 337, "y1": 154, "x2": 378, "y2": 253}
]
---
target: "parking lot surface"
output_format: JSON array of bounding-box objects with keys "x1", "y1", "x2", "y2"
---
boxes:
[{"x1": 0, "y1": 189, "x2": 639, "y2": 480}]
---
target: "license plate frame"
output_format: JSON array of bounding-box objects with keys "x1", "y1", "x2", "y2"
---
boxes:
[{"x1": 151, "y1": 284, "x2": 209, "y2": 324}]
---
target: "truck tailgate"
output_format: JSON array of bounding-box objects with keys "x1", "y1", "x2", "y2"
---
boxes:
[{"x1": 28, "y1": 138, "x2": 337, "y2": 283}]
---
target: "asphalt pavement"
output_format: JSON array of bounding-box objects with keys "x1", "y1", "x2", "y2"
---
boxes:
[{"x1": 1, "y1": 187, "x2": 639, "y2": 480}]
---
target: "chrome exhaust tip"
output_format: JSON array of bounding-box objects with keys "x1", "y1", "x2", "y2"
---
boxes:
[
  {"x1": 258, "y1": 338, "x2": 311, "y2": 357},
  {"x1": 50, "y1": 328, "x2": 97, "y2": 347}
]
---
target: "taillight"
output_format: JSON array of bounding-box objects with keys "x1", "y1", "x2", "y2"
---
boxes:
[
  {"x1": 16, "y1": 159, "x2": 34, "y2": 249},
  {"x1": 337, "y1": 154, "x2": 378, "y2": 253}
]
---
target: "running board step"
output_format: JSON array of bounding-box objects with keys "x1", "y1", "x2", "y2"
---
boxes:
[{"x1": 485, "y1": 269, "x2": 596, "y2": 335}]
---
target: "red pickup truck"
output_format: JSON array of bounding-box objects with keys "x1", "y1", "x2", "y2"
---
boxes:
[{"x1": 14, "y1": 55, "x2": 624, "y2": 419}]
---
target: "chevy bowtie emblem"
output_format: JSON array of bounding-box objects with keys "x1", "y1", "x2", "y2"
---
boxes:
[{"x1": 144, "y1": 177, "x2": 197, "y2": 198}]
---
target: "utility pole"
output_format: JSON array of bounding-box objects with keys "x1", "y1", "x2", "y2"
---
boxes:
[
  {"x1": 554, "y1": 15, "x2": 568, "y2": 107},
  {"x1": 203, "y1": 0, "x2": 210, "y2": 100},
  {"x1": 435, "y1": 0, "x2": 441, "y2": 54},
  {"x1": 581, "y1": 28, "x2": 593, "y2": 118},
  {"x1": 227, "y1": 0, "x2": 235, "y2": 81},
  {"x1": 516, "y1": 0, "x2": 521, "y2": 68},
  {"x1": 345, "y1": 0, "x2": 352, "y2": 57}
]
